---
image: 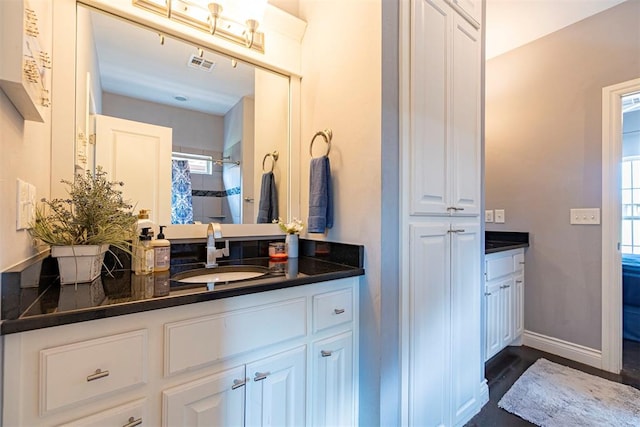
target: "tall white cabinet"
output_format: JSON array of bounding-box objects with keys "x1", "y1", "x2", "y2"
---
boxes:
[{"x1": 402, "y1": 0, "x2": 485, "y2": 425}]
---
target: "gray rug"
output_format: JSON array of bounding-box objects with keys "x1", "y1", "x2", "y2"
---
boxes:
[{"x1": 498, "y1": 358, "x2": 640, "y2": 426}]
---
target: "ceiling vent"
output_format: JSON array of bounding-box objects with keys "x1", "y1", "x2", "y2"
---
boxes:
[{"x1": 188, "y1": 55, "x2": 216, "y2": 72}]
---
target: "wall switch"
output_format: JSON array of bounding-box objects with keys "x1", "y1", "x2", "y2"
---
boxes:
[
  {"x1": 570, "y1": 208, "x2": 600, "y2": 225},
  {"x1": 16, "y1": 179, "x2": 35, "y2": 230},
  {"x1": 485, "y1": 210, "x2": 494, "y2": 223},
  {"x1": 494, "y1": 209, "x2": 505, "y2": 223}
]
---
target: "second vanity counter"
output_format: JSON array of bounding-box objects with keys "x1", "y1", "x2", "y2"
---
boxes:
[{"x1": 1, "y1": 239, "x2": 365, "y2": 334}]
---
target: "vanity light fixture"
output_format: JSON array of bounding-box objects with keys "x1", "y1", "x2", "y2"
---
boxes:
[{"x1": 132, "y1": 0, "x2": 266, "y2": 53}]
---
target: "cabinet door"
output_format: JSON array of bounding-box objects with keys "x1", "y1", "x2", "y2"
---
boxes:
[
  {"x1": 162, "y1": 366, "x2": 246, "y2": 427},
  {"x1": 245, "y1": 346, "x2": 306, "y2": 427},
  {"x1": 408, "y1": 221, "x2": 451, "y2": 426},
  {"x1": 409, "y1": 0, "x2": 450, "y2": 216},
  {"x1": 450, "y1": 0, "x2": 481, "y2": 27},
  {"x1": 514, "y1": 273, "x2": 525, "y2": 337},
  {"x1": 499, "y1": 278, "x2": 515, "y2": 347},
  {"x1": 450, "y1": 221, "x2": 482, "y2": 424},
  {"x1": 310, "y1": 332, "x2": 354, "y2": 427},
  {"x1": 485, "y1": 281, "x2": 502, "y2": 361},
  {"x1": 450, "y1": 14, "x2": 481, "y2": 215}
]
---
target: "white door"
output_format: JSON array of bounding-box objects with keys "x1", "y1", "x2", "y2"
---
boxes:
[
  {"x1": 485, "y1": 280, "x2": 502, "y2": 361},
  {"x1": 162, "y1": 366, "x2": 246, "y2": 427},
  {"x1": 499, "y1": 277, "x2": 515, "y2": 347},
  {"x1": 450, "y1": 14, "x2": 481, "y2": 215},
  {"x1": 409, "y1": 0, "x2": 450, "y2": 216},
  {"x1": 94, "y1": 114, "x2": 172, "y2": 226},
  {"x1": 245, "y1": 346, "x2": 306, "y2": 427},
  {"x1": 311, "y1": 332, "x2": 354, "y2": 427},
  {"x1": 450, "y1": 221, "x2": 481, "y2": 424},
  {"x1": 408, "y1": 220, "x2": 451, "y2": 427}
]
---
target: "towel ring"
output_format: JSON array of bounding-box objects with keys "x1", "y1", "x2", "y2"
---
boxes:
[
  {"x1": 262, "y1": 151, "x2": 279, "y2": 172},
  {"x1": 309, "y1": 129, "x2": 332, "y2": 157}
]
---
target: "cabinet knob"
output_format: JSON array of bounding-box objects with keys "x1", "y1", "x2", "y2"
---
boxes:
[
  {"x1": 321, "y1": 350, "x2": 333, "y2": 357},
  {"x1": 515, "y1": 280, "x2": 523, "y2": 284},
  {"x1": 87, "y1": 368, "x2": 110, "y2": 382},
  {"x1": 334, "y1": 308, "x2": 345, "y2": 315},
  {"x1": 231, "y1": 378, "x2": 247, "y2": 390},
  {"x1": 122, "y1": 417, "x2": 142, "y2": 427},
  {"x1": 254, "y1": 371, "x2": 270, "y2": 382}
]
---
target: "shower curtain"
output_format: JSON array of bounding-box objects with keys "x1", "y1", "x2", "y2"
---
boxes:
[{"x1": 171, "y1": 160, "x2": 193, "y2": 224}]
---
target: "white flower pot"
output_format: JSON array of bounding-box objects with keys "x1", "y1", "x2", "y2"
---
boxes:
[{"x1": 51, "y1": 244, "x2": 109, "y2": 285}]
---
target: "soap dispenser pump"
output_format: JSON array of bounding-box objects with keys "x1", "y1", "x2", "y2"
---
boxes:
[
  {"x1": 152, "y1": 225, "x2": 171, "y2": 272},
  {"x1": 134, "y1": 227, "x2": 154, "y2": 275}
]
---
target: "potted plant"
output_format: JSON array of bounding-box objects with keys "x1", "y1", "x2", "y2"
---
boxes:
[{"x1": 29, "y1": 167, "x2": 137, "y2": 284}]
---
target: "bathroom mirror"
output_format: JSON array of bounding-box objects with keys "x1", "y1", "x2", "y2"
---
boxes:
[{"x1": 75, "y1": 4, "x2": 290, "y2": 226}]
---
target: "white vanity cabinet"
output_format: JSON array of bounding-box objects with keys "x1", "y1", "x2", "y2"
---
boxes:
[
  {"x1": 2, "y1": 278, "x2": 359, "y2": 426},
  {"x1": 484, "y1": 249, "x2": 525, "y2": 361}
]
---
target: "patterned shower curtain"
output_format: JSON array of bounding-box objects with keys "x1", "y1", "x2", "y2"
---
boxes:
[{"x1": 171, "y1": 160, "x2": 194, "y2": 224}]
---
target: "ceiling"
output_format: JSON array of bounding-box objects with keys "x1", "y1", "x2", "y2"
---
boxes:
[{"x1": 485, "y1": 0, "x2": 627, "y2": 59}]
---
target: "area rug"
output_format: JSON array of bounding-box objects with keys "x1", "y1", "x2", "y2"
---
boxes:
[{"x1": 498, "y1": 358, "x2": 640, "y2": 426}]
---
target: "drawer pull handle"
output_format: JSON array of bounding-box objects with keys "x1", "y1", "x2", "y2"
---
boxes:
[
  {"x1": 123, "y1": 417, "x2": 142, "y2": 427},
  {"x1": 448, "y1": 229, "x2": 465, "y2": 233},
  {"x1": 254, "y1": 372, "x2": 270, "y2": 382},
  {"x1": 334, "y1": 308, "x2": 345, "y2": 315},
  {"x1": 447, "y1": 206, "x2": 465, "y2": 211},
  {"x1": 321, "y1": 350, "x2": 333, "y2": 357},
  {"x1": 87, "y1": 369, "x2": 110, "y2": 382},
  {"x1": 484, "y1": 292, "x2": 492, "y2": 296},
  {"x1": 519, "y1": 261, "x2": 525, "y2": 265},
  {"x1": 232, "y1": 378, "x2": 247, "y2": 390}
]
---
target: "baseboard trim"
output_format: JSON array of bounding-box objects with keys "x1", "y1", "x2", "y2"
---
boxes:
[{"x1": 522, "y1": 330, "x2": 602, "y2": 369}]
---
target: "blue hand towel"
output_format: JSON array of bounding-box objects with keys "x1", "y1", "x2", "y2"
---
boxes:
[
  {"x1": 308, "y1": 156, "x2": 333, "y2": 233},
  {"x1": 257, "y1": 171, "x2": 278, "y2": 223}
]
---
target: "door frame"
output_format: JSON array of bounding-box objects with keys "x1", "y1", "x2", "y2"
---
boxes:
[{"x1": 601, "y1": 77, "x2": 640, "y2": 373}]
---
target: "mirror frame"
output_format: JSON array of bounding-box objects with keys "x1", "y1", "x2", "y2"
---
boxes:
[{"x1": 51, "y1": 0, "x2": 304, "y2": 237}]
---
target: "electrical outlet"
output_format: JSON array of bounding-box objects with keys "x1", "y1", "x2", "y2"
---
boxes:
[
  {"x1": 16, "y1": 179, "x2": 35, "y2": 230},
  {"x1": 485, "y1": 210, "x2": 494, "y2": 223},
  {"x1": 570, "y1": 208, "x2": 600, "y2": 225},
  {"x1": 494, "y1": 209, "x2": 505, "y2": 224}
]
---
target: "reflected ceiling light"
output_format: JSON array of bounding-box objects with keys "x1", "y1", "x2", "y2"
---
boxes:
[{"x1": 133, "y1": 0, "x2": 265, "y2": 53}]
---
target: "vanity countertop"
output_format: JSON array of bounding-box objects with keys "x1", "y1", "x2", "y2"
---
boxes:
[
  {"x1": 1, "y1": 239, "x2": 365, "y2": 335},
  {"x1": 485, "y1": 231, "x2": 529, "y2": 254}
]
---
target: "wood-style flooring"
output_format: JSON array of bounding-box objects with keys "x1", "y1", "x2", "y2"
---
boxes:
[{"x1": 465, "y1": 343, "x2": 640, "y2": 426}]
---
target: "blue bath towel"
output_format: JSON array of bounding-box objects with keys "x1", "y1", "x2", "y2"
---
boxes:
[
  {"x1": 308, "y1": 156, "x2": 333, "y2": 233},
  {"x1": 257, "y1": 171, "x2": 278, "y2": 223}
]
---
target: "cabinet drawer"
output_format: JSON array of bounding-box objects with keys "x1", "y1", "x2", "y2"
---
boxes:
[
  {"x1": 59, "y1": 398, "x2": 147, "y2": 427},
  {"x1": 40, "y1": 330, "x2": 148, "y2": 414},
  {"x1": 485, "y1": 256, "x2": 513, "y2": 281},
  {"x1": 313, "y1": 288, "x2": 353, "y2": 333},
  {"x1": 165, "y1": 298, "x2": 306, "y2": 376},
  {"x1": 513, "y1": 252, "x2": 525, "y2": 272}
]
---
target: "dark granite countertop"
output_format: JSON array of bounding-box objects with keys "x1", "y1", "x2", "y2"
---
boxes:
[
  {"x1": 485, "y1": 231, "x2": 529, "y2": 254},
  {"x1": 1, "y1": 239, "x2": 365, "y2": 335}
]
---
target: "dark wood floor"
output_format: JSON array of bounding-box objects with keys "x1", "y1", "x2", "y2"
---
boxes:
[{"x1": 465, "y1": 342, "x2": 640, "y2": 426}]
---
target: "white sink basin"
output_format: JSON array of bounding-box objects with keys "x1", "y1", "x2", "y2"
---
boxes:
[
  {"x1": 177, "y1": 271, "x2": 266, "y2": 284},
  {"x1": 172, "y1": 265, "x2": 269, "y2": 284}
]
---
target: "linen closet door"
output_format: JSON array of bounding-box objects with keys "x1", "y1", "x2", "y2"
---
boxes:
[{"x1": 408, "y1": 221, "x2": 451, "y2": 427}]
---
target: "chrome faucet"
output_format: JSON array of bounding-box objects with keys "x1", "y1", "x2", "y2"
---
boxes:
[{"x1": 206, "y1": 223, "x2": 229, "y2": 268}]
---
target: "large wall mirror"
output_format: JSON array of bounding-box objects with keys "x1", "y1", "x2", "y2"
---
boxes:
[{"x1": 74, "y1": 4, "x2": 291, "y2": 227}]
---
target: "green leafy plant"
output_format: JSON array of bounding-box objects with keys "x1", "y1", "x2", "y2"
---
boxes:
[{"x1": 29, "y1": 167, "x2": 137, "y2": 252}]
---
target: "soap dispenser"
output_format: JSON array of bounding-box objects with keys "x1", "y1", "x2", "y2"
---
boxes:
[
  {"x1": 134, "y1": 227, "x2": 154, "y2": 275},
  {"x1": 152, "y1": 225, "x2": 171, "y2": 272}
]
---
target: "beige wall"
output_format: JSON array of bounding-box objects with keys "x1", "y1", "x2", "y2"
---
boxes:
[
  {"x1": 0, "y1": 0, "x2": 53, "y2": 270},
  {"x1": 298, "y1": 1, "x2": 382, "y2": 424},
  {"x1": 485, "y1": 0, "x2": 640, "y2": 350}
]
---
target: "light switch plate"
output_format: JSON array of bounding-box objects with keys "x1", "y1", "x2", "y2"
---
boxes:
[
  {"x1": 485, "y1": 210, "x2": 494, "y2": 223},
  {"x1": 494, "y1": 209, "x2": 505, "y2": 223},
  {"x1": 570, "y1": 208, "x2": 600, "y2": 225},
  {"x1": 16, "y1": 179, "x2": 35, "y2": 230}
]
